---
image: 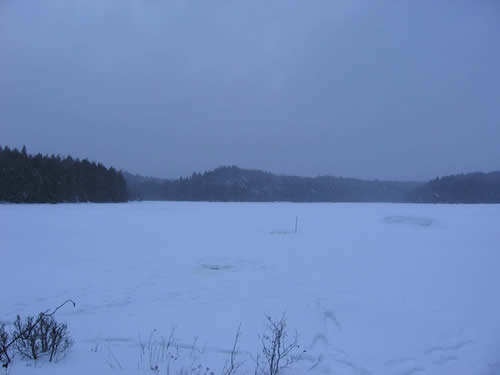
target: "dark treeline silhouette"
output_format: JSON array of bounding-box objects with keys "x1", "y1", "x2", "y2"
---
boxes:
[
  {"x1": 408, "y1": 172, "x2": 500, "y2": 203},
  {"x1": 3, "y1": 145, "x2": 498, "y2": 204},
  {"x1": 0, "y1": 145, "x2": 128, "y2": 203},
  {"x1": 123, "y1": 172, "x2": 168, "y2": 201},
  {"x1": 126, "y1": 166, "x2": 420, "y2": 203},
  {"x1": 127, "y1": 166, "x2": 500, "y2": 204}
]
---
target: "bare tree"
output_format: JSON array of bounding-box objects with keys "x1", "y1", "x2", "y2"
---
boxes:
[{"x1": 255, "y1": 315, "x2": 299, "y2": 375}]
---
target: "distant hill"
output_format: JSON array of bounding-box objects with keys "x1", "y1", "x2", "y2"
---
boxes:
[
  {"x1": 408, "y1": 172, "x2": 500, "y2": 203},
  {"x1": 0, "y1": 145, "x2": 128, "y2": 203},
  {"x1": 3, "y1": 145, "x2": 498, "y2": 204},
  {"x1": 126, "y1": 166, "x2": 421, "y2": 203}
]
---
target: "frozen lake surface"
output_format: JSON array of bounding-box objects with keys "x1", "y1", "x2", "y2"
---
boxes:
[{"x1": 1, "y1": 202, "x2": 499, "y2": 375}]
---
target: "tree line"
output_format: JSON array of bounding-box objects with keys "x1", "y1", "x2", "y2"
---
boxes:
[
  {"x1": 0, "y1": 145, "x2": 127, "y2": 203},
  {"x1": 127, "y1": 166, "x2": 500, "y2": 204},
  {"x1": 126, "y1": 166, "x2": 420, "y2": 203},
  {"x1": 408, "y1": 172, "x2": 500, "y2": 203},
  {"x1": 2, "y1": 145, "x2": 498, "y2": 204}
]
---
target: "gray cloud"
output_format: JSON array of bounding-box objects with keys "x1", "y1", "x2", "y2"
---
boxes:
[{"x1": 1, "y1": 0, "x2": 499, "y2": 180}]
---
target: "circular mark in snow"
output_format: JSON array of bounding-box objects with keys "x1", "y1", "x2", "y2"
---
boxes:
[{"x1": 383, "y1": 216, "x2": 433, "y2": 227}]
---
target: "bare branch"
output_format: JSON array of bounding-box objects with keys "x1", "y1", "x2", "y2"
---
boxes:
[{"x1": 222, "y1": 325, "x2": 243, "y2": 375}]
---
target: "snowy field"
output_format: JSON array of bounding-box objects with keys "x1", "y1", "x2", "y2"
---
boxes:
[{"x1": 1, "y1": 202, "x2": 499, "y2": 375}]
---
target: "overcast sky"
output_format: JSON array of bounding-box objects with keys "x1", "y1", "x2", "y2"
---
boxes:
[{"x1": 1, "y1": 0, "x2": 499, "y2": 180}]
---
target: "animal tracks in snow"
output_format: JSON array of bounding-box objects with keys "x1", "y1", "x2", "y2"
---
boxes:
[
  {"x1": 323, "y1": 310, "x2": 341, "y2": 330},
  {"x1": 384, "y1": 356, "x2": 424, "y2": 375},
  {"x1": 304, "y1": 300, "x2": 374, "y2": 375},
  {"x1": 384, "y1": 357, "x2": 416, "y2": 367},
  {"x1": 383, "y1": 216, "x2": 433, "y2": 227},
  {"x1": 397, "y1": 368, "x2": 425, "y2": 375},
  {"x1": 310, "y1": 333, "x2": 329, "y2": 349},
  {"x1": 383, "y1": 337, "x2": 474, "y2": 375},
  {"x1": 424, "y1": 339, "x2": 473, "y2": 355},
  {"x1": 432, "y1": 355, "x2": 457, "y2": 366}
]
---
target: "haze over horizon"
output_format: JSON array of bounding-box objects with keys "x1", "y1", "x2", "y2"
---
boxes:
[{"x1": 1, "y1": 0, "x2": 499, "y2": 181}]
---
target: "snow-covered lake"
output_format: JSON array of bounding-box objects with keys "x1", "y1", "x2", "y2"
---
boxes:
[{"x1": 2, "y1": 202, "x2": 499, "y2": 375}]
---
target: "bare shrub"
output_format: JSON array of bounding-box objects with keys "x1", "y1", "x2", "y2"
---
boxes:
[
  {"x1": 0, "y1": 300, "x2": 75, "y2": 367},
  {"x1": 255, "y1": 315, "x2": 299, "y2": 375},
  {"x1": 13, "y1": 314, "x2": 72, "y2": 362},
  {"x1": 138, "y1": 329, "x2": 178, "y2": 374},
  {"x1": 134, "y1": 315, "x2": 298, "y2": 375},
  {"x1": 46, "y1": 317, "x2": 72, "y2": 361},
  {"x1": 13, "y1": 315, "x2": 39, "y2": 360},
  {"x1": 139, "y1": 329, "x2": 244, "y2": 375}
]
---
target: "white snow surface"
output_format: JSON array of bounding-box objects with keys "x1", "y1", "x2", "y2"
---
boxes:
[{"x1": 1, "y1": 202, "x2": 499, "y2": 375}]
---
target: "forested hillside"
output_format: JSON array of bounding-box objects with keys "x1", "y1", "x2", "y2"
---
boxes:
[
  {"x1": 126, "y1": 166, "x2": 420, "y2": 202},
  {"x1": 127, "y1": 167, "x2": 500, "y2": 204},
  {"x1": 408, "y1": 172, "x2": 500, "y2": 203},
  {"x1": 0, "y1": 145, "x2": 128, "y2": 203},
  {"x1": 3, "y1": 145, "x2": 498, "y2": 204}
]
